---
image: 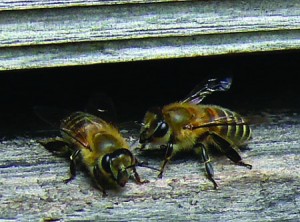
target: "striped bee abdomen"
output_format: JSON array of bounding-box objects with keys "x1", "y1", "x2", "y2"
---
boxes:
[{"x1": 204, "y1": 106, "x2": 252, "y2": 145}]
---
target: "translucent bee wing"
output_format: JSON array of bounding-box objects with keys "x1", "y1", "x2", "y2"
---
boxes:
[
  {"x1": 207, "y1": 114, "x2": 262, "y2": 126},
  {"x1": 188, "y1": 115, "x2": 248, "y2": 129},
  {"x1": 60, "y1": 127, "x2": 90, "y2": 150},
  {"x1": 79, "y1": 112, "x2": 107, "y2": 126},
  {"x1": 61, "y1": 112, "x2": 106, "y2": 127},
  {"x1": 60, "y1": 112, "x2": 107, "y2": 150},
  {"x1": 181, "y1": 77, "x2": 232, "y2": 104},
  {"x1": 34, "y1": 93, "x2": 117, "y2": 128},
  {"x1": 33, "y1": 106, "x2": 71, "y2": 128},
  {"x1": 84, "y1": 93, "x2": 117, "y2": 124}
]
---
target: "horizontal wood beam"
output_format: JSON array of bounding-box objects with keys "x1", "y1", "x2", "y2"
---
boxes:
[
  {"x1": 2, "y1": 30, "x2": 300, "y2": 70},
  {"x1": 1, "y1": 0, "x2": 300, "y2": 70},
  {"x1": 0, "y1": 0, "x2": 187, "y2": 11}
]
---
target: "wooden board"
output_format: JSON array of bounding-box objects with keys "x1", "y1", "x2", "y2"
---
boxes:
[
  {"x1": 1, "y1": 0, "x2": 300, "y2": 70},
  {"x1": 1, "y1": 110, "x2": 299, "y2": 221},
  {"x1": 0, "y1": 0, "x2": 189, "y2": 10}
]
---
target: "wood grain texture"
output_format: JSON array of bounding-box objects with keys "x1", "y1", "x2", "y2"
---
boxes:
[
  {"x1": 0, "y1": 110, "x2": 300, "y2": 221},
  {"x1": 1, "y1": 0, "x2": 300, "y2": 70},
  {"x1": 0, "y1": 0, "x2": 188, "y2": 11},
  {"x1": 2, "y1": 30, "x2": 300, "y2": 70},
  {"x1": 2, "y1": 1, "x2": 300, "y2": 47}
]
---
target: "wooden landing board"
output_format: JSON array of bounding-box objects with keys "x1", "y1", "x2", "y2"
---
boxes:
[{"x1": 0, "y1": 110, "x2": 299, "y2": 221}]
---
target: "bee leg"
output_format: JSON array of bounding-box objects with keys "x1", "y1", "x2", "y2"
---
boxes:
[
  {"x1": 64, "y1": 149, "x2": 81, "y2": 183},
  {"x1": 158, "y1": 142, "x2": 173, "y2": 179},
  {"x1": 210, "y1": 133, "x2": 252, "y2": 169},
  {"x1": 132, "y1": 166, "x2": 149, "y2": 184},
  {"x1": 93, "y1": 165, "x2": 107, "y2": 197},
  {"x1": 195, "y1": 143, "x2": 218, "y2": 189}
]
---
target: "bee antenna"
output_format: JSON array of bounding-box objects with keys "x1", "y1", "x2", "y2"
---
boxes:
[
  {"x1": 125, "y1": 161, "x2": 160, "y2": 172},
  {"x1": 136, "y1": 161, "x2": 160, "y2": 172}
]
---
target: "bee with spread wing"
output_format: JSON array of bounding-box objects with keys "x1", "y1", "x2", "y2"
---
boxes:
[{"x1": 139, "y1": 77, "x2": 252, "y2": 189}]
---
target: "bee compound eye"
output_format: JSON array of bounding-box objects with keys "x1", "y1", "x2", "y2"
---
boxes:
[
  {"x1": 153, "y1": 122, "x2": 169, "y2": 138},
  {"x1": 101, "y1": 154, "x2": 112, "y2": 174}
]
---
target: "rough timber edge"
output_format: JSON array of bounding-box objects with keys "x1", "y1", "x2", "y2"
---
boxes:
[
  {"x1": 0, "y1": 0, "x2": 188, "y2": 11},
  {"x1": 1, "y1": 30, "x2": 300, "y2": 71}
]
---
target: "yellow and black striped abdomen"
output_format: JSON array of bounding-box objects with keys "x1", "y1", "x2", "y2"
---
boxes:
[{"x1": 201, "y1": 106, "x2": 252, "y2": 145}]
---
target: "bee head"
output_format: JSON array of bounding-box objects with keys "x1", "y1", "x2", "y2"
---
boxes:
[
  {"x1": 101, "y1": 149, "x2": 135, "y2": 187},
  {"x1": 139, "y1": 107, "x2": 170, "y2": 145}
]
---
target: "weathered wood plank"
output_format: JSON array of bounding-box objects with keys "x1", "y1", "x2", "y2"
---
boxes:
[
  {"x1": 0, "y1": 0, "x2": 188, "y2": 11},
  {"x1": 0, "y1": 110, "x2": 300, "y2": 221},
  {"x1": 2, "y1": 30, "x2": 300, "y2": 70},
  {"x1": 1, "y1": 1, "x2": 300, "y2": 47},
  {"x1": 1, "y1": 0, "x2": 300, "y2": 70}
]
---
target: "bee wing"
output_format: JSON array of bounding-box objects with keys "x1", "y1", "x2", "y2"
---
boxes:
[
  {"x1": 33, "y1": 106, "x2": 71, "y2": 128},
  {"x1": 181, "y1": 77, "x2": 232, "y2": 104},
  {"x1": 214, "y1": 115, "x2": 248, "y2": 125},
  {"x1": 61, "y1": 112, "x2": 107, "y2": 150},
  {"x1": 80, "y1": 112, "x2": 108, "y2": 126},
  {"x1": 189, "y1": 115, "x2": 248, "y2": 129},
  {"x1": 61, "y1": 112, "x2": 106, "y2": 127},
  {"x1": 60, "y1": 127, "x2": 90, "y2": 149},
  {"x1": 84, "y1": 93, "x2": 117, "y2": 123}
]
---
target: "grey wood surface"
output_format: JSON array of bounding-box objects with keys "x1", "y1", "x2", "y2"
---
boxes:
[
  {"x1": 1, "y1": 110, "x2": 299, "y2": 221},
  {"x1": 1, "y1": 0, "x2": 300, "y2": 70},
  {"x1": 0, "y1": 0, "x2": 189, "y2": 11}
]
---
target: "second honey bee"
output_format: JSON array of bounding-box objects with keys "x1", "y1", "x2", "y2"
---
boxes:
[
  {"x1": 40, "y1": 112, "x2": 151, "y2": 196},
  {"x1": 139, "y1": 77, "x2": 252, "y2": 189}
]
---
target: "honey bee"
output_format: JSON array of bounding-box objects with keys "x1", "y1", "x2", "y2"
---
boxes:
[
  {"x1": 40, "y1": 111, "x2": 152, "y2": 196},
  {"x1": 139, "y1": 77, "x2": 252, "y2": 189}
]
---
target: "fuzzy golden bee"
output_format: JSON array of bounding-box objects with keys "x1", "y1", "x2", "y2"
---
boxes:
[
  {"x1": 40, "y1": 112, "x2": 151, "y2": 196},
  {"x1": 139, "y1": 77, "x2": 252, "y2": 189}
]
